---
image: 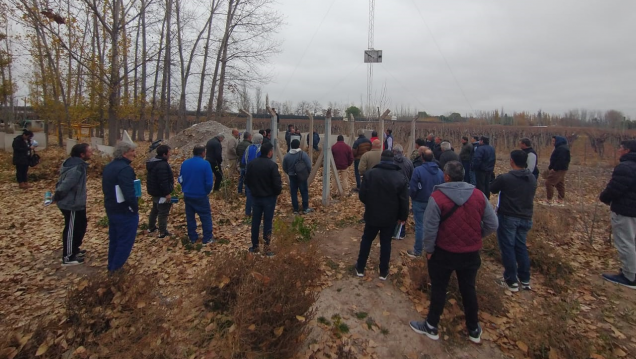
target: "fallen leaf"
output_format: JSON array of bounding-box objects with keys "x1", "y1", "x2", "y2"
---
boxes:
[
  {"x1": 296, "y1": 315, "x2": 306, "y2": 322},
  {"x1": 248, "y1": 324, "x2": 256, "y2": 331},
  {"x1": 517, "y1": 341, "x2": 528, "y2": 353},
  {"x1": 274, "y1": 326, "x2": 284, "y2": 337},
  {"x1": 35, "y1": 341, "x2": 49, "y2": 356},
  {"x1": 613, "y1": 348, "x2": 627, "y2": 357}
]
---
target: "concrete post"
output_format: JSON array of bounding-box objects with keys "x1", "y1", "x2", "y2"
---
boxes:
[{"x1": 322, "y1": 109, "x2": 332, "y2": 206}]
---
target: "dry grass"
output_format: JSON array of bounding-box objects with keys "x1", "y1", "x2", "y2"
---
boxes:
[{"x1": 200, "y1": 248, "x2": 321, "y2": 358}]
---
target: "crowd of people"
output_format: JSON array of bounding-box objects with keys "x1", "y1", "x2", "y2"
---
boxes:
[{"x1": 30, "y1": 126, "x2": 634, "y2": 341}]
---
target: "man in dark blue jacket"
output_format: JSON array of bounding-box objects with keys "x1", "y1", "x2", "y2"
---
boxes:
[
  {"x1": 102, "y1": 142, "x2": 139, "y2": 272},
  {"x1": 542, "y1": 136, "x2": 570, "y2": 206},
  {"x1": 205, "y1": 133, "x2": 225, "y2": 192},
  {"x1": 146, "y1": 145, "x2": 174, "y2": 238},
  {"x1": 245, "y1": 143, "x2": 282, "y2": 256},
  {"x1": 472, "y1": 136, "x2": 496, "y2": 199},
  {"x1": 180, "y1": 145, "x2": 214, "y2": 245},
  {"x1": 355, "y1": 150, "x2": 409, "y2": 280},
  {"x1": 407, "y1": 149, "x2": 444, "y2": 257},
  {"x1": 599, "y1": 140, "x2": 636, "y2": 289}
]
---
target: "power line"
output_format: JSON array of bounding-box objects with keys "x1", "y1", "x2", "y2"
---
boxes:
[
  {"x1": 315, "y1": 62, "x2": 364, "y2": 103},
  {"x1": 279, "y1": 0, "x2": 338, "y2": 98},
  {"x1": 410, "y1": 0, "x2": 475, "y2": 112}
]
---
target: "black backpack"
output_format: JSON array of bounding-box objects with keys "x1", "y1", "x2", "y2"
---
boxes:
[
  {"x1": 29, "y1": 153, "x2": 41, "y2": 167},
  {"x1": 293, "y1": 153, "x2": 309, "y2": 181}
]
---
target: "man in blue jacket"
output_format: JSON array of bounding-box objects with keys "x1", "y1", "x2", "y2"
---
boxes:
[
  {"x1": 242, "y1": 133, "x2": 263, "y2": 217},
  {"x1": 283, "y1": 139, "x2": 313, "y2": 215},
  {"x1": 180, "y1": 145, "x2": 214, "y2": 245},
  {"x1": 102, "y1": 142, "x2": 139, "y2": 272},
  {"x1": 407, "y1": 149, "x2": 444, "y2": 257},
  {"x1": 472, "y1": 136, "x2": 496, "y2": 199}
]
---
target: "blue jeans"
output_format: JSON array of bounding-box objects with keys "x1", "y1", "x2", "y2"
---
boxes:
[
  {"x1": 412, "y1": 200, "x2": 428, "y2": 254},
  {"x1": 496, "y1": 214, "x2": 532, "y2": 283},
  {"x1": 354, "y1": 159, "x2": 361, "y2": 189},
  {"x1": 245, "y1": 186, "x2": 253, "y2": 216},
  {"x1": 251, "y1": 196, "x2": 277, "y2": 248},
  {"x1": 238, "y1": 168, "x2": 246, "y2": 194},
  {"x1": 289, "y1": 175, "x2": 309, "y2": 212},
  {"x1": 184, "y1": 196, "x2": 213, "y2": 243},
  {"x1": 462, "y1": 161, "x2": 471, "y2": 183},
  {"x1": 107, "y1": 211, "x2": 139, "y2": 272}
]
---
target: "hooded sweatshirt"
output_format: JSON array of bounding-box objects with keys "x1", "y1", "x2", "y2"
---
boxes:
[
  {"x1": 490, "y1": 169, "x2": 537, "y2": 219},
  {"x1": 55, "y1": 157, "x2": 89, "y2": 211},
  {"x1": 283, "y1": 148, "x2": 312, "y2": 176},
  {"x1": 393, "y1": 153, "x2": 414, "y2": 180},
  {"x1": 409, "y1": 162, "x2": 443, "y2": 202},
  {"x1": 549, "y1": 136, "x2": 571, "y2": 171},
  {"x1": 422, "y1": 181, "x2": 498, "y2": 254}
]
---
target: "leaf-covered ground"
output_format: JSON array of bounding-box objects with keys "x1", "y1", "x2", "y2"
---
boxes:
[{"x1": 0, "y1": 143, "x2": 634, "y2": 359}]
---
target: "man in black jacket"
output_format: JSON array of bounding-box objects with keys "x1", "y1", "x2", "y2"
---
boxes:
[
  {"x1": 542, "y1": 136, "x2": 570, "y2": 206},
  {"x1": 146, "y1": 145, "x2": 175, "y2": 238},
  {"x1": 472, "y1": 136, "x2": 496, "y2": 199},
  {"x1": 519, "y1": 138, "x2": 539, "y2": 179},
  {"x1": 236, "y1": 132, "x2": 252, "y2": 195},
  {"x1": 491, "y1": 150, "x2": 537, "y2": 292},
  {"x1": 245, "y1": 142, "x2": 282, "y2": 256},
  {"x1": 355, "y1": 150, "x2": 409, "y2": 280},
  {"x1": 102, "y1": 142, "x2": 139, "y2": 272},
  {"x1": 439, "y1": 141, "x2": 460, "y2": 170},
  {"x1": 599, "y1": 140, "x2": 636, "y2": 289},
  {"x1": 206, "y1": 133, "x2": 225, "y2": 191},
  {"x1": 459, "y1": 137, "x2": 473, "y2": 183},
  {"x1": 12, "y1": 130, "x2": 34, "y2": 189},
  {"x1": 432, "y1": 137, "x2": 443, "y2": 160}
]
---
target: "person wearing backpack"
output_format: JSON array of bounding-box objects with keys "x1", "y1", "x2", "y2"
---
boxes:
[
  {"x1": 331, "y1": 135, "x2": 354, "y2": 194},
  {"x1": 407, "y1": 149, "x2": 444, "y2": 257},
  {"x1": 283, "y1": 139, "x2": 313, "y2": 215},
  {"x1": 53, "y1": 143, "x2": 93, "y2": 266},
  {"x1": 242, "y1": 133, "x2": 263, "y2": 217}
]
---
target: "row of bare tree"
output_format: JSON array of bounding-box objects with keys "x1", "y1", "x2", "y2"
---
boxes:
[{"x1": 2, "y1": 0, "x2": 281, "y2": 145}]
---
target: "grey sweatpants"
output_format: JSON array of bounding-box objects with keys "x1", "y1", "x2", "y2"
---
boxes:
[{"x1": 612, "y1": 212, "x2": 636, "y2": 281}]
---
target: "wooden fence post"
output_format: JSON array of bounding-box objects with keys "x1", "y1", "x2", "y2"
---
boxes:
[{"x1": 239, "y1": 109, "x2": 252, "y2": 135}]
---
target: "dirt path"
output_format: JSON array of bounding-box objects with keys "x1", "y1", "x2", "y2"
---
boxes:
[{"x1": 304, "y1": 225, "x2": 507, "y2": 359}]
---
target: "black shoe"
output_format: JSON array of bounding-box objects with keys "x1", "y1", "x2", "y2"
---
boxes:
[
  {"x1": 263, "y1": 245, "x2": 275, "y2": 257},
  {"x1": 62, "y1": 255, "x2": 84, "y2": 266},
  {"x1": 76, "y1": 249, "x2": 87, "y2": 258},
  {"x1": 468, "y1": 325, "x2": 482, "y2": 344},
  {"x1": 249, "y1": 246, "x2": 260, "y2": 254},
  {"x1": 379, "y1": 271, "x2": 389, "y2": 281},
  {"x1": 158, "y1": 231, "x2": 172, "y2": 239},
  {"x1": 355, "y1": 266, "x2": 364, "y2": 277},
  {"x1": 496, "y1": 277, "x2": 519, "y2": 292},
  {"x1": 148, "y1": 227, "x2": 158, "y2": 234},
  {"x1": 409, "y1": 320, "x2": 439, "y2": 340}
]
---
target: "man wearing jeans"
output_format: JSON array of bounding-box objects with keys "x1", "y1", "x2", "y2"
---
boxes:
[
  {"x1": 600, "y1": 140, "x2": 636, "y2": 289},
  {"x1": 472, "y1": 136, "x2": 496, "y2": 199},
  {"x1": 236, "y1": 132, "x2": 252, "y2": 194},
  {"x1": 102, "y1": 142, "x2": 140, "y2": 272},
  {"x1": 283, "y1": 139, "x2": 313, "y2": 215},
  {"x1": 245, "y1": 143, "x2": 282, "y2": 256},
  {"x1": 407, "y1": 149, "x2": 444, "y2": 257},
  {"x1": 490, "y1": 150, "x2": 537, "y2": 292},
  {"x1": 409, "y1": 161, "x2": 498, "y2": 344},
  {"x1": 242, "y1": 134, "x2": 263, "y2": 216},
  {"x1": 179, "y1": 146, "x2": 214, "y2": 245},
  {"x1": 355, "y1": 150, "x2": 409, "y2": 280}
]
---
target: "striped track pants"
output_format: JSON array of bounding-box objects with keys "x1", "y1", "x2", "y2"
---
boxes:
[{"x1": 61, "y1": 209, "x2": 87, "y2": 261}]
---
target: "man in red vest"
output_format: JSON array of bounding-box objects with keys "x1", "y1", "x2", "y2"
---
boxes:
[{"x1": 409, "y1": 161, "x2": 498, "y2": 344}]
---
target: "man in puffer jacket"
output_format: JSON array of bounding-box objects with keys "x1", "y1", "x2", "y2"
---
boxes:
[
  {"x1": 54, "y1": 143, "x2": 92, "y2": 266},
  {"x1": 542, "y1": 135, "x2": 571, "y2": 206},
  {"x1": 352, "y1": 130, "x2": 372, "y2": 191},
  {"x1": 599, "y1": 140, "x2": 636, "y2": 289},
  {"x1": 146, "y1": 145, "x2": 175, "y2": 238}
]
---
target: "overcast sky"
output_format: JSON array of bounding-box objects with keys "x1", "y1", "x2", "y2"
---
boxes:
[{"x1": 264, "y1": 0, "x2": 636, "y2": 118}]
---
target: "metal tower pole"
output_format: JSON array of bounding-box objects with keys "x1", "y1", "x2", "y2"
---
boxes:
[{"x1": 367, "y1": 0, "x2": 375, "y2": 118}]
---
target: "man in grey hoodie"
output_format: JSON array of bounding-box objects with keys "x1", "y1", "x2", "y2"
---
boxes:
[
  {"x1": 283, "y1": 139, "x2": 313, "y2": 214},
  {"x1": 53, "y1": 143, "x2": 93, "y2": 266},
  {"x1": 409, "y1": 161, "x2": 498, "y2": 344}
]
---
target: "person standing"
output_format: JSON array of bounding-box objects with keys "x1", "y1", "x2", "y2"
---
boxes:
[
  {"x1": 285, "y1": 124, "x2": 295, "y2": 153},
  {"x1": 392, "y1": 144, "x2": 414, "y2": 239},
  {"x1": 542, "y1": 136, "x2": 570, "y2": 206},
  {"x1": 490, "y1": 150, "x2": 537, "y2": 292},
  {"x1": 519, "y1": 138, "x2": 539, "y2": 180},
  {"x1": 370, "y1": 131, "x2": 379, "y2": 144},
  {"x1": 439, "y1": 141, "x2": 460, "y2": 170},
  {"x1": 411, "y1": 138, "x2": 426, "y2": 167},
  {"x1": 283, "y1": 139, "x2": 313, "y2": 215},
  {"x1": 425, "y1": 134, "x2": 435, "y2": 151},
  {"x1": 384, "y1": 129, "x2": 394, "y2": 151},
  {"x1": 359, "y1": 139, "x2": 382, "y2": 178},
  {"x1": 146, "y1": 145, "x2": 174, "y2": 238},
  {"x1": 226, "y1": 129, "x2": 240, "y2": 174},
  {"x1": 12, "y1": 130, "x2": 34, "y2": 189},
  {"x1": 352, "y1": 130, "x2": 372, "y2": 191},
  {"x1": 102, "y1": 142, "x2": 139, "y2": 272},
  {"x1": 599, "y1": 140, "x2": 636, "y2": 289},
  {"x1": 54, "y1": 143, "x2": 92, "y2": 266},
  {"x1": 236, "y1": 132, "x2": 252, "y2": 195},
  {"x1": 180, "y1": 145, "x2": 214, "y2": 245},
  {"x1": 472, "y1": 136, "x2": 496, "y2": 199},
  {"x1": 460, "y1": 136, "x2": 473, "y2": 183},
  {"x1": 245, "y1": 142, "x2": 282, "y2": 256},
  {"x1": 263, "y1": 129, "x2": 272, "y2": 145},
  {"x1": 407, "y1": 149, "x2": 444, "y2": 257},
  {"x1": 306, "y1": 131, "x2": 320, "y2": 151},
  {"x1": 331, "y1": 135, "x2": 354, "y2": 193},
  {"x1": 432, "y1": 137, "x2": 443, "y2": 160},
  {"x1": 206, "y1": 133, "x2": 225, "y2": 191},
  {"x1": 242, "y1": 133, "x2": 263, "y2": 216},
  {"x1": 409, "y1": 161, "x2": 498, "y2": 344},
  {"x1": 470, "y1": 136, "x2": 480, "y2": 185},
  {"x1": 355, "y1": 150, "x2": 409, "y2": 280}
]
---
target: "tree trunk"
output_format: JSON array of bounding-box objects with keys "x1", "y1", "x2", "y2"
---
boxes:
[
  {"x1": 195, "y1": 1, "x2": 217, "y2": 123},
  {"x1": 138, "y1": 0, "x2": 147, "y2": 141},
  {"x1": 107, "y1": 0, "x2": 122, "y2": 146}
]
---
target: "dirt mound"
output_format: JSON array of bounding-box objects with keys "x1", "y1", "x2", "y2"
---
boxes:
[{"x1": 155, "y1": 120, "x2": 233, "y2": 160}]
